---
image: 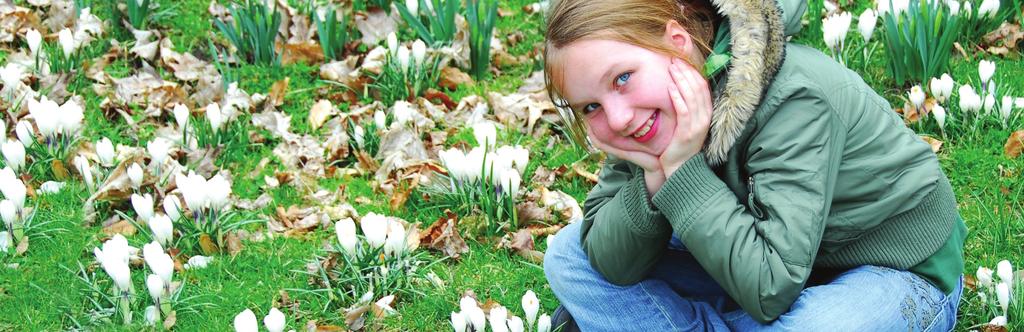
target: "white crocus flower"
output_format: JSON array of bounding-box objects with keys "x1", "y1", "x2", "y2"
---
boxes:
[
  {"x1": 507, "y1": 316, "x2": 525, "y2": 332},
  {"x1": 522, "y1": 290, "x2": 540, "y2": 327},
  {"x1": 891, "y1": 0, "x2": 909, "y2": 15},
  {"x1": 144, "y1": 305, "x2": 158, "y2": 326},
  {"x1": 360, "y1": 212, "x2": 388, "y2": 248},
  {"x1": 473, "y1": 122, "x2": 498, "y2": 149},
  {"x1": 978, "y1": 266, "x2": 995, "y2": 288},
  {"x1": 58, "y1": 28, "x2": 75, "y2": 58},
  {"x1": 467, "y1": 307, "x2": 487, "y2": 332},
  {"x1": 173, "y1": 103, "x2": 190, "y2": 129},
  {"x1": 73, "y1": 156, "x2": 94, "y2": 191},
  {"x1": 132, "y1": 193, "x2": 155, "y2": 223},
  {"x1": 176, "y1": 172, "x2": 209, "y2": 212},
  {"x1": 374, "y1": 110, "x2": 387, "y2": 129},
  {"x1": 979, "y1": 60, "x2": 996, "y2": 85},
  {"x1": 0, "y1": 231, "x2": 10, "y2": 253},
  {"x1": 978, "y1": 0, "x2": 999, "y2": 17},
  {"x1": 336, "y1": 219, "x2": 358, "y2": 256},
  {"x1": 996, "y1": 282, "x2": 1010, "y2": 315},
  {"x1": 412, "y1": 39, "x2": 427, "y2": 66},
  {"x1": 384, "y1": 219, "x2": 407, "y2": 257},
  {"x1": 930, "y1": 74, "x2": 955, "y2": 103},
  {"x1": 95, "y1": 236, "x2": 132, "y2": 292},
  {"x1": 489, "y1": 306, "x2": 509, "y2": 332},
  {"x1": 997, "y1": 260, "x2": 1013, "y2": 288},
  {"x1": 164, "y1": 195, "x2": 183, "y2": 222},
  {"x1": 947, "y1": 0, "x2": 961, "y2": 15},
  {"x1": 406, "y1": 0, "x2": 419, "y2": 15},
  {"x1": 142, "y1": 241, "x2": 174, "y2": 285},
  {"x1": 146, "y1": 274, "x2": 164, "y2": 302},
  {"x1": 2, "y1": 140, "x2": 25, "y2": 173},
  {"x1": 858, "y1": 9, "x2": 877, "y2": 42},
  {"x1": 439, "y1": 148, "x2": 469, "y2": 182},
  {"x1": 933, "y1": 105, "x2": 946, "y2": 130},
  {"x1": 909, "y1": 85, "x2": 925, "y2": 109},
  {"x1": 28, "y1": 96, "x2": 60, "y2": 139},
  {"x1": 0, "y1": 167, "x2": 25, "y2": 210},
  {"x1": 537, "y1": 313, "x2": 551, "y2": 332},
  {"x1": 397, "y1": 45, "x2": 411, "y2": 72},
  {"x1": 1, "y1": 200, "x2": 17, "y2": 230},
  {"x1": 263, "y1": 307, "x2": 286, "y2": 332},
  {"x1": 500, "y1": 169, "x2": 522, "y2": 198},
  {"x1": 822, "y1": 12, "x2": 852, "y2": 52},
  {"x1": 234, "y1": 309, "x2": 258, "y2": 332},
  {"x1": 1001, "y1": 96, "x2": 1013, "y2": 122},
  {"x1": 959, "y1": 84, "x2": 982, "y2": 112},
  {"x1": 39, "y1": 181, "x2": 64, "y2": 194},
  {"x1": 387, "y1": 32, "x2": 399, "y2": 56},
  {"x1": 58, "y1": 99, "x2": 84, "y2": 136},
  {"x1": 207, "y1": 174, "x2": 232, "y2": 212},
  {"x1": 206, "y1": 102, "x2": 225, "y2": 133},
  {"x1": 353, "y1": 125, "x2": 365, "y2": 148},
  {"x1": 147, "y1": 138, "x2": 172, "y2": 166},
  {"x1": 184, "y1": 255, "x2": 213, "y2": 269},
  {"x1": 25, "y1": 29, "x2": 41, "y2": 55},
  {"x1": 15, "y1": 121, "x2": 34, "y2": 148},
  {"x1": 984, "y1": 94, "x2": 996, "y2": 114},
  {"x1": 451, "y1": 311, "x2": 468, "y2": 332},
  {"x1": 149, "y1": 214, "x2": 173, "y2": 247},
  {"x1": 990, "y1": 316, "x2": 1007, "y2": 326},
  {"x1": 128, "y1": 163, "x2": 144, "y2": 190},
  {"x1": 96, "y1": 137, "x2": 115, "y2": 167}
]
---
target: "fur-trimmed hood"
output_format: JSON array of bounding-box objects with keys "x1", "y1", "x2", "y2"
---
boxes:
[{"x1": 703, "y1": 0, "x2": 805, "y2": 166}]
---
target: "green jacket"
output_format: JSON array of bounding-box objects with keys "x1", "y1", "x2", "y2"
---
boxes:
[{"x1": 578, "y1": 0, "x2": 964, "y2": 324}]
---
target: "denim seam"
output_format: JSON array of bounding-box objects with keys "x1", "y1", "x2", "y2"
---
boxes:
[
  {"x1": 639, "y1": 281, "x2": 682, "y2": 331},
  {"x1": 921, "y1": 276, "x2": 963, "y2": 332}
]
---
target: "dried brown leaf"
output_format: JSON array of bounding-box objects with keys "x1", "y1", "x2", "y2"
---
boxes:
[
  {"x1": 308, "y1": 99, "x2": 335, "y2": 131},
  {"x1": 225, "y1": 232, "x2": 243, "y2": 256},
  {"x1": 419, "y1": 210, "x2": 470, "y2": 259},
  {"x1": 1006, "y1": 130, "x2": 1024, "y2": 158},
  {"x1": 354, "y1": 8, "x2": 399, "y2": 46},
  {"x1": 199, "y1": 233, "x2": 219, "y2": 255},
  {"x1": 982, "y1": 22, "x2": 1023, "y2": 52},
  {"x1": 14, "y1": 237, "x2": 28, "y2": 256},
  {"x1": 920, "y1": 135, "x2": 943, "y2": 154},
  {"x1": 269, "y1": 78, "x2": 290, "y2": 107},
  {"x1": 162, "y1": 310, "x2": 177, "y2": 330},
  {"x1": 981, "y1": 325, "x2": 1008, "y2": 332},
  {"x1": 281, "y1": 42, "x2": 324, "y2": 65},
  {"x1": 439, "y1": 66, "x2": 474, "y2": 90}
]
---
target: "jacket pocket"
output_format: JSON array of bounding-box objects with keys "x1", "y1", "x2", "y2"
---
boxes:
[{"x1": 747, "y1": 176, "x2": 767, "y2": 220}]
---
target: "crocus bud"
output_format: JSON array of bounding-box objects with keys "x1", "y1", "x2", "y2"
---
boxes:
[
  {"x1": 173, "y1": 103, "x2": 190, "y2": 129},
  {"x1": 451, "y1": 311, "x2": 467, "y2": 332},
  {"x1": 149, "y1": 213, "x2": 173, "y2": 247},
  {"x1": 507, "y1": 316, "x2": 525, "y2": 332},
  {"x1": 978, "y1": 266, "x2": 995, "y2": 288},
  {"x1": 336, "y1": 218, "x2": 358, "y2": 256},
  {"x1": 73, "y1": 155, "x2": 94, "y2": 191},
  {"x1": 263, "y1": 307, "x2": 286, "y2": 332},
  {"x1": 984, "y1": 94, "x2": 996, "y2": 114},
  {"x1": 1001, "y1": 96, "x2": 1013, "y2": 122},
  {"x1": 163, "y1": 195, "x2": 183, "y2": 222},
  {"x1": 374, "y1": 110, "x2": 387, "y2": 129},
  {"x1": 58, "y1": 99, "x2": 83, "y2": 136},
  {"x1": 979, "y1": 60, "x2": 996, "y2": 84},
  {"x1": 488, "y1": 306, "x2": 509, "y2": 332},
  {"x1": 360, "y1": 212, "x2": 388, "y2": 248},
  {"x1": 997, "y1": 260, "x2": 1014, "y2": 288},
  {"x1": 387, "y1": 32, "x2": 398, "y2": 56},
  {"x1": 522, "y1": 290, "x2": 539, "y2": 327},
  {"x1": 142, "y1": 241, "x2": 174, "y2": 285},
  {"x1": 412, "y1": 39, "x2": 427, "y2": 66},
  {"x1": 58, "y1": 28, "x2": 75, "y2": 58},
  {"x1": 858, "y1": 9, "x2": 877, "y2": 42},
  {"x1": 384, "y1": 219, "x2": 407, "y2": 257},
  {"x1": 537, "y1": 313, "x2": 551, "y2": 332},
  {"x1": 472, "y1": 122, "x2": 498, "y2": 149},
  {"x1": 15, "y1": 121, "x2": 34, "y2": 148},
  {"x1": 397, "y1": 45, "x2": 411, "y2": 72},
  {"x1": 184, "y1": 255, "x2": 213, "y2": 269},
  {"x1": 96, "y1": 137, "x2": 115, "y2": 167},
  {"x1": 207, "y1": 174, "x2": 232, "y2": 212},
  {"x1": 0, "y1": 200, "x2": 17, "y2": 228},
  {"x1": 0, "y1": 231, "x2": 10, "y2": 253},
  {"x1": 2, "y1": 140, "x2": 25, "y2": 173},
  {"x1": 146, "y1": 273, "x2": 164, "y2": 302},
  {"x1": 353, "y1": 125, "x2": 365, "y2": 148},
  {"x1": 500, "y1": 169, "x2": 522, "y2": 198},
  {"x1": 25, "y1": 28, "x2": 41, "y2": 55},
  {"x1": 128, "y1": 163, "x2": 144, "y2": 189},
  {"x1": 932, "y1": 105, "x2": 946, "y2": 129},
  {"x1": 947, "y1": 0, "x2": 960, "y2": 15},
  {"x1": 144, "y1": 305, "x2": 158, "y2": 326},
  {"x1": 468, "y1": 307, "x2": 486, "y2": 332},
  {"x1": 234, "y1": 309, "x2": 258, "y2": 332},
  {"x1": 406, "y1": 0, "x2": 419, "y2": 15},
  {"x1": 132, "y1": 193, "x2": 155, "y2": 223},
  {"x1": 207, "y1": 103, "x2": 224, "y2": 133},
  {"x1": 996, "y1": 282, "x2": 1010, "y2": 315},
  {"x1": 990, "y1": 316, "x2": 1007, "y2": 326}
]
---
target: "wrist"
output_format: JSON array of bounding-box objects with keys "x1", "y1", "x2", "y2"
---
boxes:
[{"x1": 643, "y1": 169, "x2": 666, "y2": 195}]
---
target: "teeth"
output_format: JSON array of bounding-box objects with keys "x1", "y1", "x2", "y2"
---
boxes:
[{"x1": 632, "y1": 113, "x2": 656, "y2": 138}]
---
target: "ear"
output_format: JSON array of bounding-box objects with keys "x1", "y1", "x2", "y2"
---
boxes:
[{"x1": 664, "y1": 20, "x2": 696, "y2": 59}]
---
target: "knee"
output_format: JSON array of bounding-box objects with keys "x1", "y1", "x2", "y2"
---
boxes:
[{"x1": 544, "y1": 222, "x2": 587, "y2": 289}]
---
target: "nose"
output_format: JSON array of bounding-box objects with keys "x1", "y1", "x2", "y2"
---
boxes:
[{"x1": 601, "y1": 98, "x2": 633, "y2": 135}]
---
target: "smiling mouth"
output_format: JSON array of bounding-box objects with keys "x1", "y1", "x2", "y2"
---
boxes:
[{"x1": 631, "y1": 111, "x2": 659, "y2": 142}]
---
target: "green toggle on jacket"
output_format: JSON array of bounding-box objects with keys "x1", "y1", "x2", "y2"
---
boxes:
[{"x1": 578, "y1": 0, "x2": 964, "y2": 324}]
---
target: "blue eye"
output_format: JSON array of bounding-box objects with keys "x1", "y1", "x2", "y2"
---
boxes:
[
  {"x1": 615, "y1": 72, "x2": 631, "y2": 87},
  {"x1": 583, "y1": 103, "x2": 601, "y2": 113}
]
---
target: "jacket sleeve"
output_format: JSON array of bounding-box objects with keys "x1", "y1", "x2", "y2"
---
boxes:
[
  {"x1": 579, "y1": 158, "x2": 673, "y2": 285},
  {"x1": 651, "y1": 89, "x2": 844, "y2": 323}
]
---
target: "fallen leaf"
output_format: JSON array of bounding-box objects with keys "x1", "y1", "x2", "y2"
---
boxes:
[
  {"x1": 102, "y1": 219, "x2": 137, "y2": 236},
  {"x1": 199, "y1": 233, "x2": 219, "y2": 255},
  {"x1": 14, "y1": 237, "x2": 28, "y2": 256},
  {"x1": 982, "y1": 22, "x2": 1023, "y2": 53},
  {"x1": 268, "y1": 77, "x2": 290, "y2": 107},
  {"x1": 419, "y1": 210, "x2": 470, "y2": 259},
  {"x1": 163, "y1": 310, "x2": 177, "y2": 330},
  {"x1": 516, "y1": 200, "x2": 552, "y2": 225},
  {"x1": 281, "y1": 42, "x2": 325, "y2": 65},
  {"x1": 354, "y1": 7, "x2": 399, "y2": 46},
  {"x1": 343, "y1": 303, "x2": 370, "y2": 330},
  {"x1": 572, "y1": 162, "x2": 600, "y2": 183},
  {"x1": 981, "y1": 324, "x2": 1008, "y2": 332},
  {"x1": 920, "y1": 135, "x2": 943, "y2": 153},
  {"x1": 439, "y1": 66, "x2": 474, "y2": 90},
  {"x1": 51, "y1": 159, "x2": 68, "y2": 180},
  {"x1": 225, "y1": 232, "x2": 243, "y2": 256},
  {"x1": 308, "y1": 99, "x2": 335, "y2": 131},
  {"x1": 1006, "y1": 130, "x2": 1024, "y2": 158}
]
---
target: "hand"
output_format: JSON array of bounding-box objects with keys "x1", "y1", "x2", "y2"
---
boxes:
[
  {"x1": 660, "y1": 58, "x2": 713, "y2": 177},
  {"x1": 588, "y1": 127, "x2": 666, "y2": 194}
]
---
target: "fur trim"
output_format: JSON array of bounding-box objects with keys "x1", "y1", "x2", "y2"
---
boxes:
[{"x1": 705, "y1": 0, "x2": 786, "y2": 166}]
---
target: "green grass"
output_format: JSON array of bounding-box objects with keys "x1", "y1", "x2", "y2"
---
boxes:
[{"x1": 0, "y1": 0, "x2": 1022, "y2": 330}]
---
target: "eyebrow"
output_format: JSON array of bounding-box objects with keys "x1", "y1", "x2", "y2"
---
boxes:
[{"x1": 568, "y1": 65, "x2": 616, "y2": 111}]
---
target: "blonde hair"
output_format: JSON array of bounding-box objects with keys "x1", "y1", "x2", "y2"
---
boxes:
[{"x1": 543, "y1": 0, "x2": 720, "y2": 149}]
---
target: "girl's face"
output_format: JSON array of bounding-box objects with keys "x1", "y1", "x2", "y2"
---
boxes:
[{"x1": 550, "y1": 38, "x2": 688, "y2": 157}]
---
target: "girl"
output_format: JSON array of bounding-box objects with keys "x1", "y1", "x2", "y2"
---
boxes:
[{"x1": 541, "y1": 0, "x2": 966, "y2": 330}]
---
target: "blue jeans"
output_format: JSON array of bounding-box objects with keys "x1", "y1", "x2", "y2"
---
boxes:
[{"x1": 544, "y1": 222, "x2": 963, "y2": 331}]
